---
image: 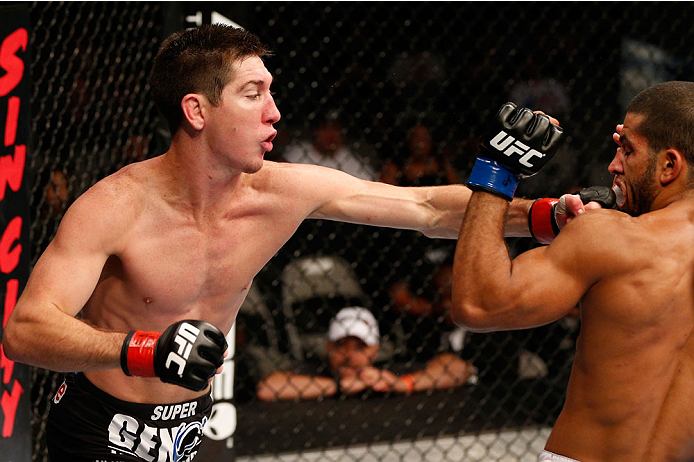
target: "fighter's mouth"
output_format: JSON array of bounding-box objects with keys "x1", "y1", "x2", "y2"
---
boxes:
[
  {"x1": 261, "y1": 132, "x2": 277, "y2": 152},
  {"x1": 612, "y1": 183, "x2": 626, "y2": 208}
]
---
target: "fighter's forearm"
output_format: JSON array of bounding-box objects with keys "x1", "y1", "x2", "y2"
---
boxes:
[
  {"x1": 418, "y1": 185, "x2": 533, "y2": 239},
  {"x1": 3, "y1": 302, "x2": 125, "y2": 372},
  {"x1": 451, "y1": 192, "x2": 513, "y2": 327}
]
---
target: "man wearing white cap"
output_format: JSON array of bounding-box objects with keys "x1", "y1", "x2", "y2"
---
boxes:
[{"x1": 257, "y1": 307, "x2": 475, "y2": 401}]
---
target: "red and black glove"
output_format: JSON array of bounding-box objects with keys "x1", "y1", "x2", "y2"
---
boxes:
[
  {"x1": 121, "y1": 320, "x2": 227, "y2": 392},
  {"x1": 528, "y1": 185, "x2": 618, "y2": 244}
]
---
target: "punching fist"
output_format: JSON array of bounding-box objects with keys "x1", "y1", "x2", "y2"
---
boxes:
[
  {"x1": 468, "y1": 102, "x2": 564, "y2": 200},
  {"x1": 121, "y1": 320, "x2": 227, "y2": 392},
  {"x1": 528, "y1": 185, "x2": 620, "y2": 244}
]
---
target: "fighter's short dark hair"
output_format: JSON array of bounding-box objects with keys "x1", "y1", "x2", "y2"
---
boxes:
[
  {"x1": 627, "y1": 81, "x2": 694, "y2": 182},
  {"x1": 151, "y1": 25, "x2": 271, "y2": 134}
]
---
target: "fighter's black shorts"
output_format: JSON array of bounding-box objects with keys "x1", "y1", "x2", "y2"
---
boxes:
[{"x1": 46, "y1": 373, "x2": 212, "y2": 462}]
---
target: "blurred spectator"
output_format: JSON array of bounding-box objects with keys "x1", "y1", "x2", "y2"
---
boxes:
[
  {"x1": 380, "y1": 123, "x2": 458, "y2": 186},
  {"x1": 374, "y1": 123, "x2": 459, "y2": 361},
  {"x1": 40, "y1": 168, "x2": 72, "y2": 220},
  {"x1": 281, "y1": 119, "x2": 378, "y2": 181},
  {"x1": 256, "y1": 307, "x2": 475, "y2": 401}
]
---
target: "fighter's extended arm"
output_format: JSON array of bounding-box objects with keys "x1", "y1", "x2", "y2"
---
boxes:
[{"x1": 275, "y1": 161, "x2": 572, "y2": 239}]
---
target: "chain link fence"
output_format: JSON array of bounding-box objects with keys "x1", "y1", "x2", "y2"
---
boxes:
[{"x1": 26, "y1": 2, "x2": 694, "y2": 461}]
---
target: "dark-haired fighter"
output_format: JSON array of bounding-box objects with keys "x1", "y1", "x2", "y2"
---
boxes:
[
  {"x1": 4, "y1": 25, "x2": 585, "y2": 461},
  {"x1": 452, "y1": 82, "x2": 694, "y2": 462}
]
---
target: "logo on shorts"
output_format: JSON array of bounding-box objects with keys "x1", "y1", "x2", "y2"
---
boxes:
[
  {"x1": 107, "y1": 413, "x2": 207, "y2": 461},
  {"x1": 490, "y1": 130, "x2": 544, "y2": 168},
  {"x1": 53, "y1": 380, "x2": 67, "y2": 404},
  {"x1": 174, "y1": 418, "x2": 207, "y2": 462}
]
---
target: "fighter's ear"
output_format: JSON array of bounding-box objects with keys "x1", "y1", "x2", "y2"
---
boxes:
[
  {"x1": 659, "y1": 149, "x2": 684, "y2": 186},
  {"x1": 181, "y1": 93, "x2": 206, "y2": 131}
]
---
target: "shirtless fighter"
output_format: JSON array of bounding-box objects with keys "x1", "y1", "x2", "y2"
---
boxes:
[
  {"x1": 3, "y1": 25, "x2": 584, "y2": 461},
  {"x1": 452, "y1": 82, "x2": 694, "y2": 462}
]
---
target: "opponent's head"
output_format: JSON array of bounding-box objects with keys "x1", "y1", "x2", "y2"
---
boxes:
[
  {"x1": 151, "y1": 25, "x2": 271, "y2": 135},
  {"x1": 609, "y1": 81, "x2": 694, "y2": 215},
  {"x1": 326, "y1": 307, "x2": 380, "y2": 373}
]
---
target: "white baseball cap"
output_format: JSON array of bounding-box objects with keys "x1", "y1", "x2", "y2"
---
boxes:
[{"x1": 328, "y1": 307, "x2": 380, "y2": 346}]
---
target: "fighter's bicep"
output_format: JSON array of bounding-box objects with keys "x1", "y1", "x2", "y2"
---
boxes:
[
  {"x1": 508, "y1": 213, "x2": 612, "y2": 319},
  {"x1": 32, "y1": 234, "x2": 109, "y2": 313},
  {"x1": 509, "y1": 244, "x2": 593, "y2": 320},
  {"x1": 308, "y1": 173, "x2": 433, "y2": 231},
  {"x1": 17, "y1": 196, "x2": 123, "y2": 317}
]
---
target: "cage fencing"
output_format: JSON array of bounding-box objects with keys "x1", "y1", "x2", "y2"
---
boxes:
[{"x1": 26, "y1": 2, "x2": 694, "y2": 461}]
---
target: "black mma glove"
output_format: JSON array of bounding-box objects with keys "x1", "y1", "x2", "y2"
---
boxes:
[
  {"x1": 528, "y1": 185, "x2": 619, "y2": 244},
  {"x1": 467, "y1": 102, "x2": 564, "y2": 200},
  {"x1": 577, "y1": 185, "x2": 619, "y2": 209},
  {"x1": 121, "y1": 320, "x2": 227, "y2": 392}
]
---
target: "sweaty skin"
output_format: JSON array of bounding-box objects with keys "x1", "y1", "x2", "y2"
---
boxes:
[
  {"x1": 3, "y1": 56, "x2": 555, "y2": 405},
  {"x1": 452, "y1": 113, "x2": 694, "y2": 461}
]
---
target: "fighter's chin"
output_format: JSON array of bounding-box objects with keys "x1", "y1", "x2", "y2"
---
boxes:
[
  {"x1": 243, "y1": 161, "x2": 264, "y2": 174},
  {"x1": 241, "y1": 153, "x2": 265, "y2": 174}
]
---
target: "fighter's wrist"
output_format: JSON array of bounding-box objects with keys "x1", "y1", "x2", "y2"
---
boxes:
[
  {"x1": 528, "y1": 198, "x2": 560, "y2": 244},
  {"x1": 121, "y1": 330, "x2": 160, "y2": 377},
  {"x1": 467, "y1": 157, "x2": 519, "y2": 201}
]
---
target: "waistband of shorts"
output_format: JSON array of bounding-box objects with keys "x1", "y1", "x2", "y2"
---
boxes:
[
  {"x1": 69, "y1": 372, "x2": 212, "y2": 417},
  {"x1": 539, "y1": 450, "x2": 581, "y2": 462}
]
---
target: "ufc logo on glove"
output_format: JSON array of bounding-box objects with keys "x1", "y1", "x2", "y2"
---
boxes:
[
  {"x1": 121, "y1": 319, "x2": 227, "y2": 392},
  {"x1": 467, "y1": 102, "x2": 564, "y2": 200},
  {"x1": 166, "y1": 322, "x2": 201, "y2": 377},
  {"x1": 489, "y1": 131, "x2": 545, "y2": 169}
]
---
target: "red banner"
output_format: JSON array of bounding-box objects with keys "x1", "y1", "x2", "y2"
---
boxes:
[{"x1": 0, "y1": 3, "x2": 32, "y2": 460}]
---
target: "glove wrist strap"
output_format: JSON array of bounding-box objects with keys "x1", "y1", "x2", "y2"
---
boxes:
[
  {"x1": 121, "y1": 330, "x2": 160, "y2": 377},
  {"x1": 528, "y1": 198, "x2": 560, "y2": 244},
  {"x1": 467, "y1": 157, "x2": 519, "y2": 201}
]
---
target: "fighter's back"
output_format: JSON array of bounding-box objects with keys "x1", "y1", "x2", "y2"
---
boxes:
[{"x1": 545, "y1": 200, "x2": 694, "y2": 461}]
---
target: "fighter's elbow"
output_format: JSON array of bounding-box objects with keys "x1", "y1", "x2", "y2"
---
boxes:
[
  {"x1": 2, "y1": 308, "x2": 44, "y2": 364},
  {"x1": 2, "y1": 320, "x2": 25, "y2": 363},
  {"x1": 450, "y1": 298, "x2": 499, "y2": 333}
]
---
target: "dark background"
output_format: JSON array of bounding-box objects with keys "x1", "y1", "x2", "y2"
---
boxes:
[{"x1": 20, "y1": 2, "x2": 694, "y2": 461}]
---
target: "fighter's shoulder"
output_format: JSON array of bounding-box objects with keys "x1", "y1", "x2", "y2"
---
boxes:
[
  {"x1": 60, "y1": 163, "x2": 146, "y2": 234},
  {"x1": 260, "y1": 159, "x2": 342, "y2": 176},
  {"x1": 81, "y1": 163, "x2": 145, "y2": 207},
  {"x1": 254, "y1": 160, "x2": 357, "y2": 191},
  {"x1": 559, "y1": 208, "x2": 634, "y2": 245},
  {"x1": 552, "y1": 208, "x2": 641, "y2": 270}
]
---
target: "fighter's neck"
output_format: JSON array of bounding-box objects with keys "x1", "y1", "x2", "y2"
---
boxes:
[
  {"x1": 651, "y1": 185, "x2": 694, "y2": 212},
  {"x1": 156, "y1": 147, "x2": 248, "y2": 219}
]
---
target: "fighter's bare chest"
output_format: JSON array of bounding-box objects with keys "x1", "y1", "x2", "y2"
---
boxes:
[{"x1": 115, "y1": 215, "x2": 288, "y2": 308}]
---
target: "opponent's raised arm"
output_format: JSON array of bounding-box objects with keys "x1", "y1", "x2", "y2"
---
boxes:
[{"x1": 450, "y1": 103, "x2": 596, "y2": 331}]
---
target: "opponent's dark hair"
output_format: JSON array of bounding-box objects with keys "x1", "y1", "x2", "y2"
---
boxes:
[
  {"x1": 151, "y1": 25, "x2": 271, "y2": 134},
  {"x1": 627, "y1": 81, "x2": 694, "y2": 183}
]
